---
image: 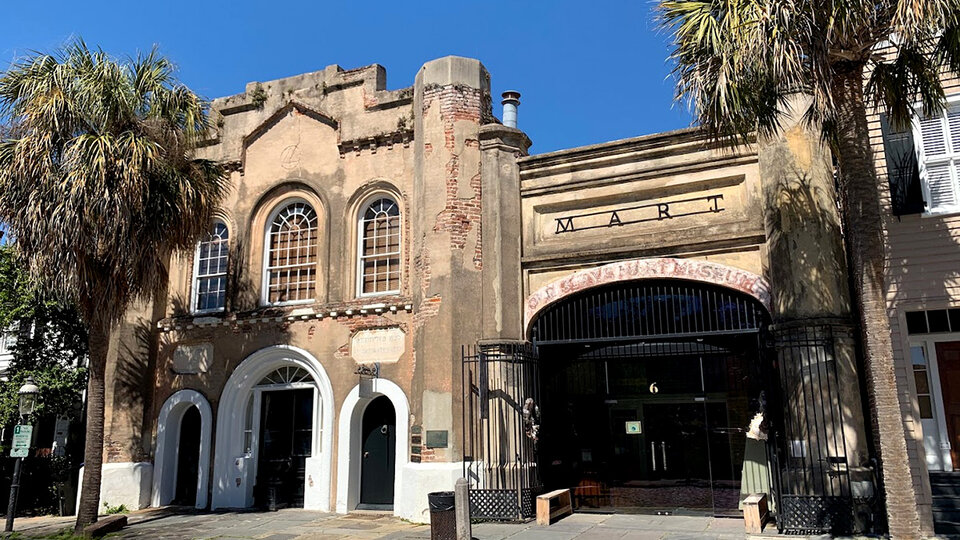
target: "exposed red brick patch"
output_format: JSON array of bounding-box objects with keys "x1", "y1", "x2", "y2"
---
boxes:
[{"x1": 421, "y1": 85, "x2": 483, "y2": 268}]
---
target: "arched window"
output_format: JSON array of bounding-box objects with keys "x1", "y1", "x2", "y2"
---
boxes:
[
  {"x1": 264, "y1": 201, "x2": 319, "y2": 305},
  {"x1": 193, "y1": 221, "x2": 229, "y2": 313},
  {"x1": 357, "y1": 197, "x2": 401, "y2": 296}
]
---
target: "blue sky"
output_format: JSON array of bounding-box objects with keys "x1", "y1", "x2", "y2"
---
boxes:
[{"x1": 1, "y1": 1, "x2": 692, "y2": 154}]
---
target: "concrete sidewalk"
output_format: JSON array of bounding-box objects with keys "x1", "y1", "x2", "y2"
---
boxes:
[{"x1": 1, "y1": 508, "x2": 854, "y2": 539}]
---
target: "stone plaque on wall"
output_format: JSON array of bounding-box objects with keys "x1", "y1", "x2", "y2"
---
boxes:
[
  {"x1": 173, "y1": 344, "x2": 212, "y2": 374},
  {"x1": 351, "y1": 328, "x2": 405, "y2": 364}
]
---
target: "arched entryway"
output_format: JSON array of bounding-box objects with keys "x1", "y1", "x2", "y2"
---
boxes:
[
  {"x1": 211, "y1": 346, "x2": 335, "y2": 511},
  {"x1": 152, "y1": 389, "x2": 212, "y2": 509},
  {"x1": 529, "y1": 277, "x2": 773, "y2": 516},
  {"x1": 336, "y1": 378, "x2": 410, "y2": 515}
]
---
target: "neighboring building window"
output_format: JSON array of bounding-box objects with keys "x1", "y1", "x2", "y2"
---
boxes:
[
  {"x1": 911, "y1": 345, "x2": 934, "y2": 419},
  {"x1": 916, "y1": 103, "x2": 960, "y2": 212},
  {"x1": 265, "y1": 201, "x2": 318, "y2": 305},
  {"x1": 905, "y1": 308, "x2": 960, "y2": 334},
  {"x1": 358, "y1": 197, "x2": 401, "y2": 296},
  {"x1": 193, "y1": 222, "x2": 229, "y2": 313}
]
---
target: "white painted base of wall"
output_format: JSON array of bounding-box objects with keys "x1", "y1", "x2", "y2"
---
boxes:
[
  {"x1": 303, "y1": 456, "x2": 327, "y2": 511},
  {"x1": 395, "y1": 462, "x2": 463, "y2": 524},
  {"x1": 76, "y1": 462, "x2": 153, "y2": 514}
]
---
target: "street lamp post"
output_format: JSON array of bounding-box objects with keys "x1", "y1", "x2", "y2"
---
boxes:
[{"x1": 5, "y1": 377, "x2": 39, "y2": 532}]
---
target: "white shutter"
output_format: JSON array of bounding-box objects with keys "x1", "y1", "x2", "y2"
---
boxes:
[
  {"x1": 927, "y1": 162, "x2": 956, "y2": 208},
  {"x1": 921, "y1": 115, "x2": 948, "y2": 156},
  {"x1": 949, "y1": 108, "x2": 960, "y2": 153}
]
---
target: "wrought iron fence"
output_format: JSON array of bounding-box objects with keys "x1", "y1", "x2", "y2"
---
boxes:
[
  {"x1": 770, "y1": 323, "x2": 858, "y2": 535},
  {"x1": 461, "y1": 341, "x2": 541, "y2": 520}
]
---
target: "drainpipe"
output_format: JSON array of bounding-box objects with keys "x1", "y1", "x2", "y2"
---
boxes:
[{"x1": 501, "y1": 91, "x2": 521, "y2": 128}]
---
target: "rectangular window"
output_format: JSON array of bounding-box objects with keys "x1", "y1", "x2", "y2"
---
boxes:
[
  {"x1": 911, "y1": 345, "x2": 934, "y2": 419},
  {"x1": 905, "y1": 308, "x2": 960, "y2": 334},
  {"x1": 916, "y1": 103, "x2": 960, "y2": 213}
]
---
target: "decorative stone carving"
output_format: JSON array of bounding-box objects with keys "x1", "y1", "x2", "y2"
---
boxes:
[{"x1": 173, "y1": 344, "x2": 212, "y2": 374}]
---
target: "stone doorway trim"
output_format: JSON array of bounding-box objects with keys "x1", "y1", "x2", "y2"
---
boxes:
[
  {"x1": 524, "y1": 257, "x2": 772, "y2": 332},
  {"x1": 152, "y1": 389, "x2": 213, "y2": 509},
  {"x1": 335, "y1": 378, "x2": 409, "y2": 516},
  {"x1": 211, "y1": 345, "x2": 335, "y2": 511}
]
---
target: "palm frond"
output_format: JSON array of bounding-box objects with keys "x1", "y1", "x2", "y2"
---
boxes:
[{"x1": 0, "y1": 39, "x2": 227, "y2": 327}]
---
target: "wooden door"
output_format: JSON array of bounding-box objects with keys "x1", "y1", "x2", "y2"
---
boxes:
[
  {"x1": 936, "y1": 342, "x2": 960, "y2": 470},
  {"x1": 359, "y1": 396, "x2": 396, "y2": 509},
  {"x1": 255, "y1": 389, "x2": 313, "y2": 508}
]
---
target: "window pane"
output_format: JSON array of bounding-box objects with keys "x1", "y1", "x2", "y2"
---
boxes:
[
  {"x1": 359, "y1": 197, "x2": 401, "y2": 294},
  {"x1": 950, "y1": 309, "x2": 960, "y2": 332},
  {"x1": 906, "y1": 311, "x2": 929, "y2": 334},
  {"x1": 919, "y1": 395, "x2": 934, "y2": 419},
  {"x1": 914, "y1": 368, "x2": 931, "y2": 394},
  {"x1": 267, "y1": 203, "x2": 318, "y2": 303},
  {"x1": 910, "y1": 345, "x2": 928, "y2": 366},
  {"x1": 929, "y1": 309, "x2": 951, "y2": 333},
  {"x1": 195, "y1": 222, "x2": 229, "y2": 311}
]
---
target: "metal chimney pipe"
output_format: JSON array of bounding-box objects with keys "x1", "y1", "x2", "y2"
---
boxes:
[{"x1": 501, "y1": 90, "x2": 521, "y2": 128}]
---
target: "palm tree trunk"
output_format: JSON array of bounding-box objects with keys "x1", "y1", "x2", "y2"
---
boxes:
[
  {"x1": 74, "y1": 321, "x2": 108, "y2": 532},
  {"x1": 832, "y1": 68, "x2": 922, "y2": 538}
]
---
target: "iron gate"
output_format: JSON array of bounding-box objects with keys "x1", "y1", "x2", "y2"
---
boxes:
[
  {"x1": 461, "y1": 341, "x2": 541, "y2": 520},
  {"x1": 768, "y1": 323, "x2": 864, "y2": 535}
]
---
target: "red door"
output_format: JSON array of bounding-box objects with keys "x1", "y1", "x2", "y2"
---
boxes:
[{"x1": 936, "y1": 342, "x2": 960, "y2": 470}]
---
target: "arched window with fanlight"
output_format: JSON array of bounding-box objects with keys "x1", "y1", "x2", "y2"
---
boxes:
[
  {"x1": 357, "y1": 197, "x2": 401, "y2": 296},
  {"x1": 192, "y1": 221, "x2": 229, "y2": 313},
  {"x1": 263, "y1": 201, "x2": 319, "y2": 305}
]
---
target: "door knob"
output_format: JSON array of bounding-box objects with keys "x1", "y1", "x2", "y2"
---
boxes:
[{"x1": 363, "y1": 451, "x2": 370, "y2": 458}]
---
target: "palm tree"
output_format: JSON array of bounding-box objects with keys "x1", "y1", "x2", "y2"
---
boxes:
[
  {"x1": 658, "y1": 1, "x2": 960, "y2": 536},
  {"x1": 0, "y1": 41, "x2": 226, "y2": 531}
]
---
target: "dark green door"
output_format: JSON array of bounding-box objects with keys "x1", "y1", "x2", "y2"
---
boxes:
[
  {"x1": 255, "y1": 388, "x2": 313, "y2": 508},
  {"x1": 359, "y1": 396, "x2": 396, "y2": 509}
]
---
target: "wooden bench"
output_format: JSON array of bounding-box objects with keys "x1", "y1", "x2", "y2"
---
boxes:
[
  {"x1": 536, "y1": 488, "x2": 573, "y2": 526},
  {"x1": 742, "y1": 493, "x2": 769, "y2": 534}
]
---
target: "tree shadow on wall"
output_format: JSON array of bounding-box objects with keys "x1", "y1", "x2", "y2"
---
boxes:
[{"x1": 764, "y1": 165, "x2": 851, "y2": 320}]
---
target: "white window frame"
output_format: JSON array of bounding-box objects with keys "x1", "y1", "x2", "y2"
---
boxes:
[
  {"x1": 908, "y1": 334, "x2": 960, "y2": 471},
  {"x1": 355, "y1": 195, "x2": 401, "y2": 298},
  {"x1": 191, "y1": 221, "x2": 229, "y2": 315},
  {"x1": 261, "y1": 199, "x2": 319, "y2": 307},
  {"x1": 913, "y1": 94, "x2": 960, "y2": 216}
]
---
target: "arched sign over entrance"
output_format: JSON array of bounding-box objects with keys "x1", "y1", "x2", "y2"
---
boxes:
[{"x1": 524, "y1": 257, "x2": 772, "y2": 332}]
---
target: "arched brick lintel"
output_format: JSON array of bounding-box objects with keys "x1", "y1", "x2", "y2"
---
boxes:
[{"x1": 524, "y1": 257, "x2": 772, "y2": 333}]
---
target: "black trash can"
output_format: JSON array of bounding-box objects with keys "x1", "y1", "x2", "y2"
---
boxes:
[{"x1": 428, "y1": 491, "x2": 457, "y2": 540}]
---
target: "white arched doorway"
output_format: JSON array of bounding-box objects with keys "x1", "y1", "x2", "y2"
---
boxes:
[
  {"x1": 152, "y1": 389, "x2": 213, "y2": 509},
  {"x1": 336, "y1": 378, "x2": 409, "y2": 516},
  {"x1": 211, "y1": 345, "x2": 334, "y2": 511}
]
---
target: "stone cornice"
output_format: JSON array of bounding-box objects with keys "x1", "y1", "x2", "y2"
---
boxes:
[{"x1": 157, "y1": 298, "x2": 414, "y2": 333}]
